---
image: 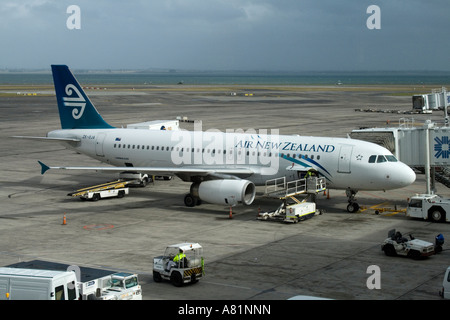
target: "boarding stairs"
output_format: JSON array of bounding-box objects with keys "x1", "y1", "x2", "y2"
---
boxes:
[
  {"x1": 259, "y1": 176, "x2": 326, "y2": 223},
  {"x1": 264, "y1": 176, "x2": 326, "y2": 199}
]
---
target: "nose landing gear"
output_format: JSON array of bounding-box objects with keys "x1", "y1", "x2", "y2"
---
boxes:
[{"x1": 346, "y1": 188, "x2": 360, "y2": 213}]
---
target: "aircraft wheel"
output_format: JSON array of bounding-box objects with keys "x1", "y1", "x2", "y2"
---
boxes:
[
  {"x1": 184, "y1": 194, "x2": 196, "y2": 207},
  {"x1": 347, "y1": 202, "x2": 359, "y2": 213}
]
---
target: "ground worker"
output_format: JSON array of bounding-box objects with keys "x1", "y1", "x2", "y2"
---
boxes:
[{"x1": 173, "y1": 249, "x2": 187, "y2": 267}]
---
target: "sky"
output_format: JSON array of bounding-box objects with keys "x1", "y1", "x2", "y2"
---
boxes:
[{"x1": 1, "y1": 0, "x2": 449, "y2": 71}]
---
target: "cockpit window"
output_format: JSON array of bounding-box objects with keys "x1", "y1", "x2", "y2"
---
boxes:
[
  {"x1": 368, "y1": 155, "x2": 377, "y2": 163},
  {"x1": 385, "y1": 155, "x2": 398, "y2": 162},
  {"x1": 377, "y1": 155, "x2": 387, "y2": 163}
]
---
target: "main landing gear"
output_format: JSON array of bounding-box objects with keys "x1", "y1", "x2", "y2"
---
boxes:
[
  {"x1": 184, "y1": 194, "x2": 202, "y2": 207},
  {"x1": 346, "y1": 188, "x2": 360, "y2": 213}
]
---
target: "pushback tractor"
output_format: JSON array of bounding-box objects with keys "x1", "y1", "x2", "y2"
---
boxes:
[{"x1": 153, "y1": 243, "x2": 204, "y2": 287}]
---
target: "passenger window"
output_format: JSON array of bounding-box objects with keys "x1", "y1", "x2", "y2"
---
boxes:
[
  {"x1": 377, "y1": 155, "x2": 387, "y2": 163},
  {"x1": 369, "y1": 155, "x2": 376, "y2": 163}
]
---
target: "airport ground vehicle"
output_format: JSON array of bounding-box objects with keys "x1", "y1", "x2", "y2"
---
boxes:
[
  {"x1": 0, "y1": 267, "x2": 141, "y2": 300},
  {"x1": 407, "y1": 194, "x2": 450, "y2": 222},
  {"x1": 381, "y1": 229, "x2": 435, "y2": 259},
  {"x1": 439, "y1": 266, "x2": 450, "y2": 299},
  {"x1": 68, "y1": 180, "x2": 132, "y2": 201},
  {"x1": 0, "y1": 267, "x2": 78, "y2": 300},
  {"x1": 79, "y1": 272, "x2": 142, "y2": 300},
  {"x1": 153, "y1": 243, "x2": 204, "y2": 287},
  {"x1": 118, "y1": 172, "x2": 151, "y2": 186},
  {"x1": 80, "y1": 187, "x2": 129, "y2": 201}
]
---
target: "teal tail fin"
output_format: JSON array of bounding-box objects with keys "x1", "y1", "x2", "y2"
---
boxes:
[{"x1": 51, "y1": 65, "x2": 114, "y2": 129}]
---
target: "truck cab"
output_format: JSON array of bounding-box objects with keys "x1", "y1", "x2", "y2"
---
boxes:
[{"x1": 407, "y1": 194, "x2": 449, "y2": 222}]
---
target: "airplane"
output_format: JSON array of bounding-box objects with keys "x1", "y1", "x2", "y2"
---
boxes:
[{"x1": 14, "y1": 65, "x2": 416, "y2": 212}]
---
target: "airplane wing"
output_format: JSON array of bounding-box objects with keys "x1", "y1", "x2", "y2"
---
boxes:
[
  {"x1": 37, "y1": 161, "x2": 254, "y2": 180},
  {"x1": 12, "y1": 136, "x2": 81, "y2": 142}
]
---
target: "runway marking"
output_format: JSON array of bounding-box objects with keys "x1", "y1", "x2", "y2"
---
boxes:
[{"x1": 83, "y1": 223, "x2": 114, "y2": 231}]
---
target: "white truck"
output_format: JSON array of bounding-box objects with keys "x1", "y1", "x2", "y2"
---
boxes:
[
  {"x1": 79, "y1": 272, "x2": 142, "y2": 300},
  {"x1": 119, "y1": 172, "x2": 152, "y2": 187},
  {"x1": 406, "y1": 194, "x2": 450, "y2": 222},
  {"x1": 80, "y1": 188, "x2": 129, "y2": 201},
  {"x1": 439, "y1": 266, "x2": 450, "y2": 299},
  {"x1": 0, "y1": 267, "x2": 78, "y2": 300},
  {"x1": 258, "y1": 202, "x2": 317, "y2": 223},
  {"x1": 0, "y1": 267, "x2": 142, "y2": 300}
]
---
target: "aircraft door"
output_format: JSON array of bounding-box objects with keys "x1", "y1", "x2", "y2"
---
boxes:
[
  {"x1": 338, "y1": 145, "x2": 353, "y2": 173},
  {"x1": 95, "y1": 132, "x2": 106, "y2": 157}
]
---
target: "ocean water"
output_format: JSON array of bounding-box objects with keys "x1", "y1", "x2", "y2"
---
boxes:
[{"x1": 1, "y1": 71, "x2": 449, "y2": 86}]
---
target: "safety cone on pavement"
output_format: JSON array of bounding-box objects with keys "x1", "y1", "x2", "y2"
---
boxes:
[
  {"x1": 62, "y1": 214, "x2": 67, "y2": 225},
  {"x1": 229, "y1": 207, "x2": 233, "y2": 219}
]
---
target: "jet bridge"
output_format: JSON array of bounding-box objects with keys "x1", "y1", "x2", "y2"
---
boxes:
[
  {"x1": 258, "y1": 176, "x2": 326, "y2": 223},
  {"x1": 351, "y1": 119, "x2": 450, "y2": 194}
]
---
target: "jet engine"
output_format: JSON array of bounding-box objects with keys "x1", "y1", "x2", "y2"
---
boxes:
[{"x1": 188, "y1": 179, "x2": 256, "y2": 206}]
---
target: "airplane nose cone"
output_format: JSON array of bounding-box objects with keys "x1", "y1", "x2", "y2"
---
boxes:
[
  {"x1": 390, "y1": 164, "x2": 416, "y2": 188},
  {"x1": 405, "y1": 166, "x2": 416, "y2": 185}
]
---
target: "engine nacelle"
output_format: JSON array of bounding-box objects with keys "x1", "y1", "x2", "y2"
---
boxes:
[{"x1": 191, "y1": 179, "x2": 256, "y2": 206}]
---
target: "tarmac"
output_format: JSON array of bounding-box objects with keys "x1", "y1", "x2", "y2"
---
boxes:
[{"x1": 1, "y1": 83, "x2": 450, "y2": 301}]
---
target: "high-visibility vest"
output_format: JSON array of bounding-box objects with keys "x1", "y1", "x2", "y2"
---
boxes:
[{"x1": 173, "y1": 253, "x2": 186, "y2": 262}]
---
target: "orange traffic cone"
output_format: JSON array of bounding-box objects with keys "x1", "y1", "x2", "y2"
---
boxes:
[
  {"x1": 229, "y1": 207, "x2": 233, "y2": 219},
  {"x1": 62, "y1": 214, "x2": 67, "y2": 225}
]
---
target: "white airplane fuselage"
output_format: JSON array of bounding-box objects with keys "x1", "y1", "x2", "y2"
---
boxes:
[{"x1": 48, "y1": 127, "x2": 416, "y2": 191}]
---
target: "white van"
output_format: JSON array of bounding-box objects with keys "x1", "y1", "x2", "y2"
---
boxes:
[
  {"x1": 0, "y1": 267, "x2": 78, "y2": 300},
  {"x1": 439, "y1": 267, "x2": 450, "y2": 299}
]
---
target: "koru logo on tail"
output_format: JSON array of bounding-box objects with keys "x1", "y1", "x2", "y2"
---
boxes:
[{"x1": 63, "y1": 84, "x2": 86, "y2": 119}]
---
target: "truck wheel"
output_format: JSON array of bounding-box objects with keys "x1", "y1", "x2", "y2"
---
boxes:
[
  {"x1": 383, "y1": 244, "x2": 397, "y2": 257},
  {"x1": 117, "y1": 190, "x2": 125, "y2": 198},
  {"x1": 191, "y1": 274, "x2": 199, "y2": 284},
  {"x1": 407, "y1": 249, "x2": 421, "y2": 260},
  {"x1": 153, "y1": 271, "x2": 162, "y2": 282},
  {"x1": 429, "y1": 210, "x2": 444, "y2": 222},
  {"x1": 171, "y1": 271, "x2": 183, "y2": 287},
  {"x1": 92, "y1": 193, "x2": 100, "y2": 201}
]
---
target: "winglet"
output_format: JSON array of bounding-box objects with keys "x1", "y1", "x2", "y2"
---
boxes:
[{"x1": 38, "y1": 161, "x2": 50, "y2": 175}]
